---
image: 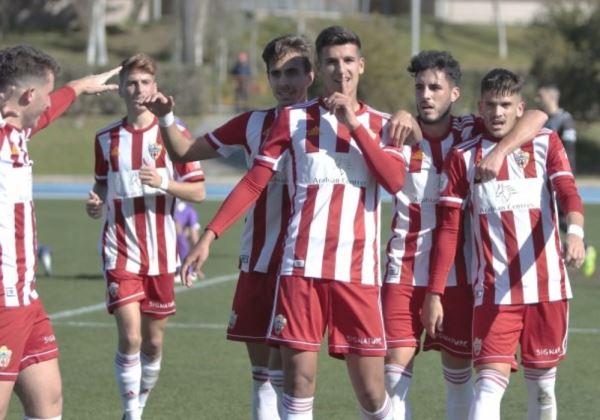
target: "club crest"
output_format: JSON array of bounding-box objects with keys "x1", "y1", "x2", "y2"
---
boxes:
[
  {"x1": 0, "y1": 345, "x2": 12, "y2": 368},
  {"x1": 228, "y1": 311, "x2": 238, "y2": 330},
  {"x1": 108, "y1": 282, "x2": 119, "y2": 298},
  {"x1": 273, "y1": 314, "x2": 287, "y2": 335},
  {"x1": 473, "y1": 337, "x2": 482, "y2": 356},
  {"x1": 148, "y1": 143, "x2": 163, "y2": 160},
  {"x1": 513, "y1": 150, "x2": 530, "y2": 168}
]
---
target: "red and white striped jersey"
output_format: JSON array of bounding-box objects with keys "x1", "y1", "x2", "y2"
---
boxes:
[
  {"x1": 255, "y1": 98, "x2": 403, "y2": 285},
  {"x1": 95, "y1": 117, "x2": 204, "y2": 275},
  {"x1": 205, "y1": 108, "x2": 290, "y2": 274},
  {"x1": 0, "y1": 86, "x2": 76, "y2": 308},
  {"x1": 439, "y1": 128, "x2": 575, "y2": 305},
  {"x1": 384, "y1": 115, "x2": 481, "y2": 287}
]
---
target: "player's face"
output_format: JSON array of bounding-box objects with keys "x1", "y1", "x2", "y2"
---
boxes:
[
  {"x1": 318, "y1": 44, "x2": 364, "y2": 98},
  {"x1": 478, "y1": 90, "x2": 524, "y2": 139},
  {"x1": 267, "y1": 52, "x2": 314, "y2": 107},
  {"x1": 535, "y1": 88, "x2": 553, "y2": 113},
  {"x1": 22, "y1": 72, "x2": 54, "y2": 129},
  {"x1": 415, "y1": 69, "x2": 459, "y2": 125},
  {"x1": 120, "y1": 69, "x2": 157, "y2": 112}
]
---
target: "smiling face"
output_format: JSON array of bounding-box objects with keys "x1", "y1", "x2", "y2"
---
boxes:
[
  {"x1": 318, "y1": 43, "x2": 364, "y2": 98},
  {"x1": 478, "y1": 90, "x2": 524, "y2": 139},
  {"x1": 415, "y1": 68, "x2": 460, "y2": 125},
  {"x1": 267, "y1": 52, "x2": 314, "y2": 107}
]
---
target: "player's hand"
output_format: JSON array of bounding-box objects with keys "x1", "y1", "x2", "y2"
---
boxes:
[
  {"x1": 139, "y1": 164, "x2": 163, "y2": 188},
  {"x1": 421, "y1": 292, "x2": 444, "y2": 338},
  {"x1": 180, "y1": 230, "x2": 215, "y2": 287},
  {"x1": 564, "y1": 233, "x2": 585, "y2": 268},
  {"x1": 137, "y1": 92, "x2": 175, "y2": 117},
  {"x1": 388, "y1": 110, "x2": 417, "y2": 147},
  {"x1": 85, "y1": 190, "x2": 104, "y2": 219},
  {"x1": 323, "y1": 92, "x2": 360, "y2": 130},
  {"x1": 67, "y1": 66, "x2": 121, "y2": 96},
  {"x1": 476, "y1": 145, "x2": 506, "y2": 182}
]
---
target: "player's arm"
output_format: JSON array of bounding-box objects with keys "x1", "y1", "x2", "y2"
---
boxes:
[
  {"x1": 324, "y1": 93, "x2": 406, "y2": 193},
  {"x1": 34, "y1": 67, "x2": 121, "y2": 134},
  {"x1": 138, "y1": 92, "x2": 220, "y2": 162},
  {"x1": 476, "y1": 109, "x2": 548, "y2": 180},
  {"x1": 548, "y1": 132, "x2": 586, "y2": 268},
  {"x1": 422, "y1": 205, "x2": 462, "y2": 338},
  {"x1": 180, "y1": 163, "x2": 274, "y2": 286},
  {"x1": 86, "y1": 182, "x2": 107, "y2": 219},
  {"x1": 388, "y1": 109, "x2": 423, "y2": 146}
]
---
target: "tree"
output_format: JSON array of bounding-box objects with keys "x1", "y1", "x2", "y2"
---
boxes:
[{"x1": 529, "y1": 1, "x2": 600, "y2": 120}]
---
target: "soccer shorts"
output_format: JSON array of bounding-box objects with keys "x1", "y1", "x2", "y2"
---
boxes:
[
  {"x1": 382, "y1": 284, "x2": 472, "y2": 359},
  {"x1": 226, "y1": 271, "x2": 277, "y2": 343},
  {"x1": 267, "y1": 276, "x2": 387, "y2": 358},
  {"x1": 105, "y1": 270, "x2": 176, "y2": 318},
  {"x1": 472, "y1": 299, "x2": 569, "y2": 370},
  {"x1": 0, "y1": 299, "x2": 59, "y2": 381}
]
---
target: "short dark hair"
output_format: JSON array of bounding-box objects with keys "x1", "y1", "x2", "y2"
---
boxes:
[
  {"x1": 119, "y1": 53, "x2": 157, "y2": 81},
  {"x1": 0, "y1": 45, "x2": 60, "y2": 90},
  {"x1": 315, "y1": 26, "x2": 361, "y2": 60},
  {"x1": 480, "y1": 68, "x2": 523, "y2": 96},
  {"x1": 262, "y1": 34, "x2": 313, "y2": 74},
  {"x1": 407, "y1": 50, "x2": 461, "y2": 85}
]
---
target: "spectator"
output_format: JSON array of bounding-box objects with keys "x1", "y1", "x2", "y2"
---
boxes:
[{"x1": 230, "y1": 51, "x2": 252, "y2": 112}]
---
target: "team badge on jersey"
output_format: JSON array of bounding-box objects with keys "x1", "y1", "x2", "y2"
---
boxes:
[
  {"x1": 273, "y1": 314, "x2": 287, "y2": 335},
  {"x1": 307, "y1": 126, "x2": 320, "y2": 137},
  {"x1": 110, "y1": 146, "x2": 119, "y2": 157},
  {"x1": 0, "y1": 345, "x2": 12, "y2": 368},
  {"x1": 108, "y1": 282, "x2": 119, "y2": 298},
  {"x1": 412, "y1": 149, "x2": 425, "y2": 161},
  {"x1": 472, "y1": 337, "x2": 482, "y2": 356},
  {"x1": 513, "y1": 150, "x2": 530, "y2": 168},
  {"x1": 148, "y1": 143, "x2": 163, "y2": 160}
]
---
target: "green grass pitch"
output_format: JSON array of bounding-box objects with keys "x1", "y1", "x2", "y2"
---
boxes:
[{"x1": 7, "y1": 200, "x2": 600, "y2": 419}]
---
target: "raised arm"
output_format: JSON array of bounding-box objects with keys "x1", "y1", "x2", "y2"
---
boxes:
[
  {"x1": 324, "y1": 92, "x2": 407, "y2": 194},
  {"x1": 138, "y1": 92, "x2": 220, "y2": 162},
  {"x1": 388, "y1": 109, "x2": 423, "y2": 147},
  {"x1": 476, "y1": 109, "x2": 548, "y2": 180}
]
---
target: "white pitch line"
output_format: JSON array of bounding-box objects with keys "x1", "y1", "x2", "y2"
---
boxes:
[
  {"x1": 569, "y1": 327, "x2": 600, "y2": 334},
  {"x1": 49, "y1": 273, "x2": 238, "y2": 320}
]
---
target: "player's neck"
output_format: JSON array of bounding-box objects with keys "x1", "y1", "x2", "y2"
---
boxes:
[
  {"x1": 420, "y1": 114, "x2": 452, "y2": 140},
  {"x1": 126, "y1": 110, "x2": 155, "y2": 130}
]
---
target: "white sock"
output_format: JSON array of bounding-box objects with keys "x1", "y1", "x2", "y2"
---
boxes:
[
  {"x1": 524, "y1": 367, "x2": 557, "y2": 420},
  {"x1": 252, "y1": 366, "x2": 280, "y2": 420},
  {"x1": 269, "y1": 369, "x2": 284, "y2": 417},
  {"x1": 139, "y1": 352, "x2": 161, "y2": 415},
  {"x1": 359, "y1": 393, "x2": 394, "y2": 420},
  {"x1": 281, "y1": 393, "x2": 313, "y2": 420},
  {"x1": 115, "y1": 351, "x2": 141, "y2": 420},
  {"x1": 443, "y1": 366, "x2": 474, "y2": 420},
  {"x1": 384, "y1": 363, "x2": 413, "y2": 420},
  {"x1": 469, "y1": 369, "x2": 509, "y2": 420},
  {"x1": 23, "y1": 416, "x2": 62, "y2": 420}
]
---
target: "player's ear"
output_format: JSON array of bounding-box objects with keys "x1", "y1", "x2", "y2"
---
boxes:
[
  {"x1": 450, "y1": 85, "x2": 460, "y2": 103},
  {"x1": 19, "y1": 87, "x2": 35, "y2": 106}
]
